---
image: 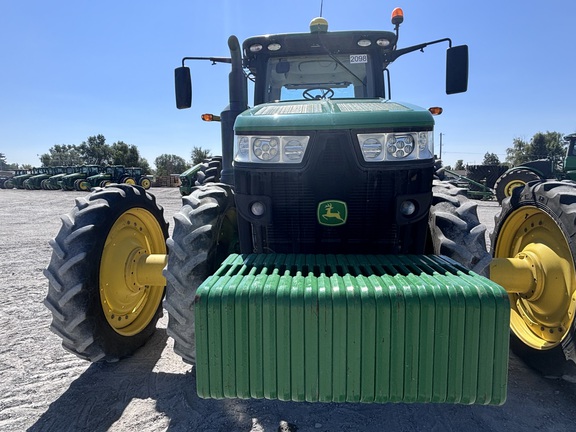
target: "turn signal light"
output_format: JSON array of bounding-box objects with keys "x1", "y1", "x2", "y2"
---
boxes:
[
  {"x1": 428, "y1": 107, "x2": 443, "y2": 116},
  {"x1": 201, "y1": 113, "x2": 221, "y2": 122}
]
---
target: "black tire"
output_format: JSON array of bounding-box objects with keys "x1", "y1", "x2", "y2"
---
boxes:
[
  {"x1": 139, "y1": 177, "x2": 152, "y2": 190},
  {"x1": 164, "y1": 183, "x2": 238, "y2": 364},
  {"x1": 73, "y1": 178, "x2": 83, "y2": 191},
  {"x1": 43, "y1": 184, "x2": 169, "y2": 362},
  {"x1": 428, "y1": 188, "x2": 492, "y2": 275},
  {"x1": 432, "y1": 179, "x2": 468, "y2": 197},
  {"x1": 491, "y1": 180, "x2": 576, "y2": 377},
  {"x1": 4, "y1": 179, "x2": 14, "y2": 189},
  {"x1": 494, "y1": 168, "x2": 543, "y2": 204},
  {"x1": 194, "y1": 157, "x2": 222, "y2": 186}
]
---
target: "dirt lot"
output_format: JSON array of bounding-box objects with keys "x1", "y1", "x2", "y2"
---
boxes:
[{"x1": 1, "y1": 188, "x2": 576, "y2": 432}]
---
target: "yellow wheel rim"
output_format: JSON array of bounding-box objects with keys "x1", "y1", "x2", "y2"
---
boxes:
[
  {"x1": 503, "y1": 179, "x2": 527, "y2": 198},
  {"x1": 140, "y1": 178, "x2": 151, "y2": 189},
  {"x1": 100, "y1": 207, "x2": 167, "y2": 336},
  {"x1": 125, "y1": 178, "x2": 136, "y2": 185},
  {"x1": 494, "y1": 206, "x2": 576, "y2": 349}
]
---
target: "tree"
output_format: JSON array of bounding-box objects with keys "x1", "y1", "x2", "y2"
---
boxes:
[
  {"x1": 505, "y1": 131, "x2": 566, "y2": 170},
  {"x1": 191, "y1": 146, "x2": 212, "y2": 165},
  {"x1": 78, "y1": 134, "x2": 111, "y2": 165},
  {"x1": 111, "y1": 141, "x2": 141, "y2": 166},
  {"x1": 505, "y1": 137, "x2": 531, "y2": 167},
  {"x1": 454, "y1": 159, "x2": 465, "y2": 170},
  {"x1": 0, "y1": 153, "x2": 9, "y2": 170},
  {"x1": 138, "y1": 158, "x2": 152, "y2": 174},
  {"x1": 482, "y1": 152, "x2": 500, "y2": 165},
  {"x1": 40, "y1": 144, "x2": 82, "y2": 167},
  {"x1": 538, "y1": 131, "x2": 565, "y2": 172},
  {"x1": 154, "y1": 154, "x2": 188, "y2": 176}
]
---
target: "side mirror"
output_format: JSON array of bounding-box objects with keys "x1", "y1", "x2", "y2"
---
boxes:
[
  {"x1": 446, "y1": 45, "x2": 468, "y2": 94},
  {"x1": 175, "y1": 66, "x2": 192, "y2": 109}
]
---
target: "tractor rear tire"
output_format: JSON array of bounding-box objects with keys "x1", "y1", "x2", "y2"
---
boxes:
[
  {"x1": 429, "y1": 187, "x2": 492, "y2": 275},
  {"x1": 492, "y1": 180, "x2": 576, "y2": 376},
  {"x1": 494, "y1": 168, "x2": 543, "y2": 204},
  {"x1": 139, "y1": 177, "x2": 152, "y2": 190},
  {"x1": 164, "y1": 183, "x2": 238, "y2": 364},
  {"x1": 43, "y1": 184, "x2": 169, "y2": 362}
]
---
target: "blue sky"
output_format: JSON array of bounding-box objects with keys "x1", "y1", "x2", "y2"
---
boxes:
[{"x1": 1, "y1": 1, "x2": 575, "y2": 169}]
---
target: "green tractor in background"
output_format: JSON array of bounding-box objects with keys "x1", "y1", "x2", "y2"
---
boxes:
[
  {"x1": 23, "y1": 166, "x2": 66, "y2": 190},
  {"x1": 0, "y1": 171, "x2": 14, "y2": 189},
  {"x1": 7, "y1": 168, "x2": 34, "y2": 189},
  {"x1": 79, "y1": 165, "x2": 134, "y2": 190},
  {"x1": 125, "y1": 166, "x2": 153, "y2": 189},
  {"x1": 44, "y1": 166, "x2": 77, "y2": 190},
  {"x1": 59, "y1": 164, "x2": 101, "y2": 191},
  {"x1": 79, "y1": 165, "x2": 151, "y2": 190},
  {"x1": 494, "y1": 133, "x2": 576, "y2": 203},
  {"x1": 44, "y1": 10, "x2": 576, "y2": 407}
]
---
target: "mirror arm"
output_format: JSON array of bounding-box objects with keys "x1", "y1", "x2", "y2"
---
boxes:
[
  {"x1": 181, "y1": 56, "x2": 232, "y2": 67},
  {"x1": 384, "y1": 38, "x2": 452, "y2": 63}
]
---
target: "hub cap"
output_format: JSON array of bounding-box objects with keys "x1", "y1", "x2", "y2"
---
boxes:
[
  {"x1": 494, "y1": 206, "x2": 576, "y2": 349},
  {"x1": 100, "y1": 207, "x2": 167, "y2": 336}
]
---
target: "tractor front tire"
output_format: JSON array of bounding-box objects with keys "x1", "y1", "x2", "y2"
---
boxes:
[
  {"x1": 164, "y1": 183, "x2": 237, "y2": 364},
  {"x1": 429, "y1": 185, "x2": 492, "y2": 275},
  {"x1": 494, "y1": 168, "x2": 543, "y2": 204},
  {"x1": 492, "y1": 180, "x2": 576, "y2": 376},
  {"x1": 44, "y1": 184, "x2": 169, "y2": 362}
]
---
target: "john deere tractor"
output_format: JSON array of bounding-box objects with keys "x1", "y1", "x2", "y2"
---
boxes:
[
  {"x1": 59, "y1": 164, "x2": 101, "y2": 191},
  {"x1": 44, "y1": 10, "x2": 576, "y2": 406}
]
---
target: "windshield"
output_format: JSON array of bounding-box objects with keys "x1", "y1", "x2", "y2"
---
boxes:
[{"x1": 264, "y1": 53, "x2": 374, "y2": 102}]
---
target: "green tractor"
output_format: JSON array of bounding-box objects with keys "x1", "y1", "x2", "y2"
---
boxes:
[
  {"x1": 45, "y1": 10, "x2": 576, "y2": 406},
  {"x1": 125, "y1": 166, "x2": 153, "y2": 189},
  {"x1": 79, "y1": 165, "x2": 139, "y2": 190},
  {"x1": 8, "y1": 168, "x2": 34, "y2": 189},
  {"x1": 494, "y1": 133, "x2": 576, "y2": 203},
  {"x1": 23, "y1": 166, "x2": 66, "y2": 190},
  {"x1": 59, "y1": 164, "x2": 101, "y2": 191},
  {"x1": 0, "y1": 171, "x2": 14, "y2": 189},
  {"x1": 44, "y1": 166, "x2": 77, "y2": 190}
]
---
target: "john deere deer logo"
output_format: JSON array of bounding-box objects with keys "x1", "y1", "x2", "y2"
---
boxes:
[{"x1": 318, "y1": 200, "x2": 347, "y2": 226}]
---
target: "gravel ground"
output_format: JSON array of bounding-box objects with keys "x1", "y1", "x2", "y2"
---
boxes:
[{"x1": 1, "y1": 188, "x2": 576, "y2": 432}]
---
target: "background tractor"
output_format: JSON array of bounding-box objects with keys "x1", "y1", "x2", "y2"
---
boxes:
[
  {"x1": 494, "y1": 133, "x2": 576, "y2": 203},
  {"x1": 59, "y1": 164, "x2": 101, "y2": 191},
  {"x1": 79, "y1": 165, "x2": 150, "y2": 190},
  {"x1": 23, "y1": 167, "x2": 66, "y2": 190},
  {"x1": 7, "y1": 168, "x2": 33, "y2": 189},
  {"x1": 44, "y1": 9, "x2": 576, "y2": 407},
  {"x1": 125, "y1": 166, "x2": 153, "y2": 189},
  {"x1": 44, "y1": 166, "x2": 77, "y2": 190},
  {"x1": 0, "y1": 170, "x2": 14, "y2": 189},
  {"x1": 79, "y1": 165, "x2": 135, "y2": 190}
]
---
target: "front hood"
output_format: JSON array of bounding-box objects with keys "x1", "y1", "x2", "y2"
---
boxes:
[{"x1": 234, "y1": 99, "x2": 434, "y2": 133}]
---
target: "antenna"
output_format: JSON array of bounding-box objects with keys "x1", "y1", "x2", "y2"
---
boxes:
[{"x1": 320, "y1": 0, "x2": 323, "y2": 17}]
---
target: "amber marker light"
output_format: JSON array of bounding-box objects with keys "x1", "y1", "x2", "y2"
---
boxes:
[
  {"x1": 201, "y1": 113, "x2": 221, "y2": 122},
  {"x1": 391, "y1": 7, "x2": 404, "y2": 25},
  {"x1": 428, "y1": 107, "x2": 443, "y2": 116}
]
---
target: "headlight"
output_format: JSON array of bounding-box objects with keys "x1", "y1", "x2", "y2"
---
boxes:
[
  {"x1": 235, "y1": 135, "x2": 309, "y2": 163},
  {"x1": 357, "y1": 131, "x2": 433, "y2": 162}
]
